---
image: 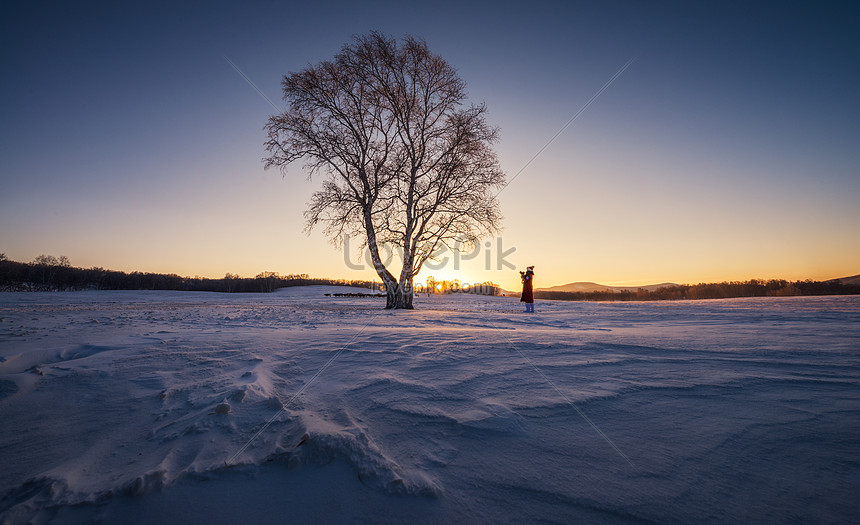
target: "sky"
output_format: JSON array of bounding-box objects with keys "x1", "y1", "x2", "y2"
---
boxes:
[{"x1": 2, "y1": 0, "x2": 859, "y2": 291}]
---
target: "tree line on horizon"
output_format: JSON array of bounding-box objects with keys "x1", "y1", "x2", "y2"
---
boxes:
[
  {"x1": 3, "y1": 254, "x2": 857, "y2": 300},
  {"x1": 0, "y1": 254, "x2": 375, "y2": 293},
  {"x1": 534, "y1": 279, "x2": 860, "y2": 302}
]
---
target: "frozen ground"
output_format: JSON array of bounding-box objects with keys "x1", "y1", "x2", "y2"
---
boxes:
[{"x1": 1, "y1": 288, "x2": 859, "y2": 524}]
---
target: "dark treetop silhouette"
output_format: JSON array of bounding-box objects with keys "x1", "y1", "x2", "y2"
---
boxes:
[{"x1": 264, "y1": 31, "x2": 505, "y2": 309}]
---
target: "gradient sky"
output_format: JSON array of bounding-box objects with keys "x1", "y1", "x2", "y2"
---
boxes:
[{"x1": 2, "y1": 1, "x2": 859, "y2": 291}]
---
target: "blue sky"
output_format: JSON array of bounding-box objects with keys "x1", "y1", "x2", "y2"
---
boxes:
[{"x1": 2, "y1": 1, "x2": 858, "y2": 289}]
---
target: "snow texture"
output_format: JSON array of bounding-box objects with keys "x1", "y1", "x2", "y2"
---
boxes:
[{"x1": 1, "y1": 288, "x2": 859, "y2": 523}]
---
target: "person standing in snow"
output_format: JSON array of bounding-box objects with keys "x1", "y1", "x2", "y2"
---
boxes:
[{"x1": 520, "y1": 266, "x2": 535, "y2": 313}]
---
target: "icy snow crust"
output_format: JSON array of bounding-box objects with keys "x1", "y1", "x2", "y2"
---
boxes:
[{"x1": 1, "y1": 288, "x2": 859, "y2": 523}]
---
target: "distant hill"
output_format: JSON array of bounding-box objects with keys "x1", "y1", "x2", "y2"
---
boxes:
[
  {"x1": 538, "y1": 282, "x2": 678, "y2": 294},
  {"x1": 830, "y1": 274, "x2": 860, "y2": 286}
]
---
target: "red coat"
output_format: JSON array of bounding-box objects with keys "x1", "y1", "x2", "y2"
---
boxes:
[{"x1": 520, "y1": 271, "x2": 534, "y2": 303}]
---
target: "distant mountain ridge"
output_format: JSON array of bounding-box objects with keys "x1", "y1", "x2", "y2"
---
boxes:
[
  {"x1": 538, "y1": 282, "x2": 678, "y2": 293},
  {"x1": 539, "y1": 275, "x2": 860, "y2": 294},
  {"x1": 830, "y1": 274, "x2": 860, "y2": 286}
]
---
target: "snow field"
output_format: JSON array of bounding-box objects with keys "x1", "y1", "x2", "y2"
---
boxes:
[{"x1": 1, "y1": 289, "x2": 859, "y2": 523}]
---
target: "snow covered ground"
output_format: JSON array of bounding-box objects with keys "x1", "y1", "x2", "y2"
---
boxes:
[{"x1": 1, "y1": 288, "x2": 859, "y2": 524}]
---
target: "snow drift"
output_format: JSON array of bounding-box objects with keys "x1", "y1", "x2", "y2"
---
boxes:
[{"x1": 1, "y1": 288, "x2": 859, "y2": 523}]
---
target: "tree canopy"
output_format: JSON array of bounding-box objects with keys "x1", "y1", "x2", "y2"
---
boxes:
[{"x1": 264, "y1": 31, "x2": 505, "y2": 308}]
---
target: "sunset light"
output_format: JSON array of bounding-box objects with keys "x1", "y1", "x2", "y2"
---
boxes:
[
  {"x1": 2, "y1": 3, "x2": 859, "y2": 522},
  {"x1": 2, "y1": 3, "x2": 857, "y2": 291}
]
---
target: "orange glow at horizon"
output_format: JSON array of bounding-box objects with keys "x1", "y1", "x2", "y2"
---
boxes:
[{"x1": 2, "y1": 4, "x2": 858, "y2": 291}]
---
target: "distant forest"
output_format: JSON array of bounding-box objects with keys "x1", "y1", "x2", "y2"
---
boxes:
[
  {"x1": 535, "y1": 279, "x2": 860, "y2": 302},
  {"x1": 0, "y1": 254, "x2": 375, "y2": 293},
  {"x1": 2, "y1": 254, "x2": 857, "y2": 300}
]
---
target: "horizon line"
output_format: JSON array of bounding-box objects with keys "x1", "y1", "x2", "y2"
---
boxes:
[{"x1": 1, "y1": 255, "x2": 856, "y2": 288}]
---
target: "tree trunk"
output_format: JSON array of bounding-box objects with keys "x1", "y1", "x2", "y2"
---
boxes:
[
  {"x1": 392, "y1": 240, "x2": 415, "y2": 309},
  {"x1": 398, "y1": 277, "x2": 414, "y2": 309},
  {"x1": 384, "y1": 278, "x2": 397, "y2": 309},
  {"x1": 383, "y1": 279, "x2": 413, "y2": 309},
  {"x1": 363, "y1": 209, "x2": 406, "y2": 309}
]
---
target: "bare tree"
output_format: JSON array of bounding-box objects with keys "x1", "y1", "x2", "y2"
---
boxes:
[
  {"x1": 31, "y1": 254, "x2": 70, "y2": 290},
  {"x1": 265, "y1": 31, "x2": 504, "y2": 308}
]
